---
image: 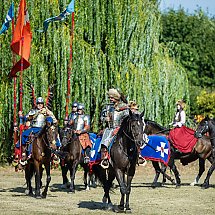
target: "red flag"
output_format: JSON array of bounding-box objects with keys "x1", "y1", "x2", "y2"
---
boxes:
[{"x1": 9, "y1": 0, "x2": 32, "y2": 77}]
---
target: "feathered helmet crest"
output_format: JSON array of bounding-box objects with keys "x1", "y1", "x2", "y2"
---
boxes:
[{"x1": 128, "y1": 101, "x2": 139, "y2": 110}]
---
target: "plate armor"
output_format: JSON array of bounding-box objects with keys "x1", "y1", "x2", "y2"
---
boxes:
[{"x1": 74, "y1": 114, "x2": 90, "y2": 131}]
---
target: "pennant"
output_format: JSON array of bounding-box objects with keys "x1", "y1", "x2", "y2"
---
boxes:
[
  {"x1": 0, "y1": 3, "x2": 14, "y2": 35},
  {"x1": 9, "y1": 0, "x2": 32, "y2": 77},
  {"x1": 40, "y1": 0, "x2": 75, "y2": 32}
]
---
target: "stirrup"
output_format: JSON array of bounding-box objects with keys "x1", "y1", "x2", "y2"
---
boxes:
[
  {"x1": 19, "y1": 159, "x2": 28, "y2": 166},
  {"x1": 100, "y1": 159, "x2": 109, "y2": 169}
]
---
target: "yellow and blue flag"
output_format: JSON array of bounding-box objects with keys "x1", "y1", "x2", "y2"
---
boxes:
[
  {"x1": 0, "y1": 3, "x2": 14, "y2": 35},
  {"x1": 40, "y1": 0, "x2": 75, "y2": 32}
]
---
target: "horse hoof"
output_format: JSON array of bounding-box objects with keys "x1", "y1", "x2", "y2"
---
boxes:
[
  {"x1": 113, "y1": 205, "x2": 124, "y2": 213},
  {"x1": 201, "y1": 183, "x2": 209, "y2": 189},
  {"x1": 85, "y1": 186, "x2": 90, "y2": 191},
  {"x1": 175, "y1": 184, "x2": 181, "y2": 189},
  {"x1": 107, "y1": 203, "x2": 113, "y2": 211},
  {"x1": 25, "y1": 189, "x2": 33, "y2": 195},
  {"x1": 190, "y1": 182, "x2": 196, "y2": 186},
  {"x1": 35, "y1": 195, "x2": 42, "y2": 199},
  {"x1": 41, "y1": 192, "x2": 47, "y2": 198},
  {"x1": 69, "y1": 189, "x2": 75, "y2": 193},
  {"x1": 102, "y1": 196, "x2": 107, "y2": 203},
  {"x1": 125, "y1": 208, "x2": 132, "y2": 214}
]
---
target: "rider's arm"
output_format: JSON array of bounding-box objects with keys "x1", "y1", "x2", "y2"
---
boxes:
[{"x1": 45, "y1": 107, "x2": 58, "y2": 124}]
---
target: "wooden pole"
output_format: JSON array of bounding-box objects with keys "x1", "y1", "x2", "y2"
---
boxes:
[{"x1": 65, "y1": 11, "x2": 75, "y2": 119}]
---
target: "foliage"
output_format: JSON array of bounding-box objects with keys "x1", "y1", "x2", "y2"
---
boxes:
[
  {"x1": 196, "y1": 90, "x2": 215, "y2": 117},
  {"x1": 160, "y1": 8, "x2": 215, "y2": 88},
  {"x1": 0, "y1": 0, "x2": 189, "y2": 161}
]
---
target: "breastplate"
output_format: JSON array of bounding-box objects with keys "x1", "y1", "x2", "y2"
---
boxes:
[
  {"x1": 74, "y1": 115, "x2": 85, "y2": 130},
  {"x1": 32, "y1": 113, "x2": 46, "y2": 127},
  {"x1": 113, "y1": 111, "x2": 122, "y2": 127}
]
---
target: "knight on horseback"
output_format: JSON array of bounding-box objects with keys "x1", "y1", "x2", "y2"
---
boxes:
[
  {"x1": 69, "y1": 103, "x2": 92, "y2": 163},
  {"x1": 100, "y1": 88, "x2": 129, "y2": 168},
  {"x1": 15, "y1": 97, "x2": 60, "y2": 165}
]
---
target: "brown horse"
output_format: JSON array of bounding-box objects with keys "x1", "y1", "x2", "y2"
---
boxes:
[
  {"x1": 60, "y1": 126, "x2": 82, "y2": 192},
  {"x1": 25, "y1": 118, "x2": 58, "y2": 198},
  {"x1": 145, "y1": 119, "x2": 212, "y2": 187},
  {"x1": 194, "y1": 117, "x2": 215, "y2": 188}
]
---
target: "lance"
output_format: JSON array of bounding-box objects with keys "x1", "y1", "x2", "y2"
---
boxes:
[
  {"x1": 12, "y1": 15, "x2": 19, "y2": 161},
  {"x1": 65, "y1": 6, "x2": 75, "y2": 119}
]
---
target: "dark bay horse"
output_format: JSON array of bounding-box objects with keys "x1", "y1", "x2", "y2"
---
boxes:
[
  {"x1": 145, "y1": 119, "x2": 212, "y2": 187},
  {"x1": 194, "y1": 117, "x2": 215, "y2": 188},
  {"x1": 60, "y1": 127, "x2": 94, "y2": 191},
  {"x1": 60, "y1": 127, "x2": 82, "y2": 192},
  {"x1": 93, "y1": 110, "x2": 145, "y2": 212},
  {"x1": 25, "y1": 119, "x2": 58, "y2": 198}
]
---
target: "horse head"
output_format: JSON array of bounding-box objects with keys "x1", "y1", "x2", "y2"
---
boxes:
[
  {"x1": 60, "y1": 126, "x2": 75, "y2": 146},
  {"x1": 45, "y1": 117, "x2": 58, "y2": 149},
  {"x1": 123, "y1": 109, "x2": 145, "y2": 148},
  {"x1": 144, "y1": 119, "x2": 169, "y2": 135},
  {"x1": 194, "y1": 116, "x2": 214, "y2": 138}
]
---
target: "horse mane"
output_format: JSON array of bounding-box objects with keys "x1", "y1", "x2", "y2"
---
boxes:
[
  {"x1": 144, "y1": 119, "x2": 167, "y2": 131},
  {"x1": 117, "y1": 113, "x2": 141, "y2": 136}
]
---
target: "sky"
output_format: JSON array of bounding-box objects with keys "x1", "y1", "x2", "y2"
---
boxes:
[{"x1": 159, "y1": 0, "x2": 215, "y2": 16}]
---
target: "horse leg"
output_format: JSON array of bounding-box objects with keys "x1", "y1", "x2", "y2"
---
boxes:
[
  {"x1": 25, "y1": 163, "x2": 33, "y2": 195},
  {"x1": 151, "y1": 161, "x2": 161, "y2": 187},
  {"x1": 125, "y1": 175, "x2": 133, "y2": 213},
  {"x1": 69, "y1": 160, "x2": 79, "y2": 193},
  {"x1": 202, "y1": 161, "x2": 215, "y2": 189},
  {"x1": 168, "y1": 157, "x2": 181, "y2": 188},
  {"x1": 41, "y1": 161, "x2": 51, "y2": 198},
  {"x1": 190, "y1": 158, "x2": 205, "y2": 186},
  {"x1": 115, "y1": 168, "x2": 126, "y2": 212},
  {"x1": 60, "y1": 160, "x2": 70, "y2": 187},
  {"x1": 34, "y1": 161, "x2": 41, "y2": 198}
]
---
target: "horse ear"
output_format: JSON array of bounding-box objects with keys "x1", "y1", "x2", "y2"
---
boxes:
[
  {"x1": 205, "y1": 115, "x2": 209, "y2": 120},
  {"x1": 140, "y1": 110, "x2": 145, "y2": 118},
  {"x1": 129, "y1": 109, "x2": 133, "y2": 116}
]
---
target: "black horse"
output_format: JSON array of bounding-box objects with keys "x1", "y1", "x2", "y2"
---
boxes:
[
  {"x1": 25, "y1": 119, "x2": 58, "y2": 198},
  {"x1": 93, "y1": 110, "x2": 145, "y2": 212},
  {"x1": 145, "y1": 119, "x2": 212, "y2": 187},
  {"x1": 194, "y1": 116, "x2": 215, "y2": 188}
]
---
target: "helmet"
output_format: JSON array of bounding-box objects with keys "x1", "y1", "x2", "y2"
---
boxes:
[
  {"x1": 36, "y1": 97, "x2": 44, "y2": 104},
  {"x1": 77, "y1": 103, "x2": 85, "y2": 110},
  {"x1": 72, "y1": 101, "x2": 78, "y2": 108}
]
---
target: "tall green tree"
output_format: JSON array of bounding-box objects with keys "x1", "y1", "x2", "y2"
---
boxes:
[{"x1": 0, "y1": 0, "x2": 189, "y2": 162}]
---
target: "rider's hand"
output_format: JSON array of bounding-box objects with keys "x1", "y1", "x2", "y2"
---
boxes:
[
  {"x1": 18, "y1": 111, "x2": 23, "y2": 117},
  {"x1": 74, "y1": 130, "x2": 81, "y2": 135}
]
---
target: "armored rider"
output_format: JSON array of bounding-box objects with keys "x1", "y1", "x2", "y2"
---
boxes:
[
  {"x1": 100, "y1": 88, "x2": 129, "y2": 166},
  {"x1": 17, "y1": 97, "x2": 59, "y2": 162},
  {"x1": 69, "y1": 103, "x2": 92, "y2": 162}
]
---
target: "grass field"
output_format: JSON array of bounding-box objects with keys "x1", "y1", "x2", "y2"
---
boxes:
[{"x1": 0, "y1": 160, "x2": 214, "y2": 215}]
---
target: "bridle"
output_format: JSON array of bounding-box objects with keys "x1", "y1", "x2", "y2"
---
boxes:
[
  {"x1": 122, "y1": 117, "x2": 144, "y2": 148},
  {"x1": 195, "y1": 120, "x2": 215, "y2": 140}
]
